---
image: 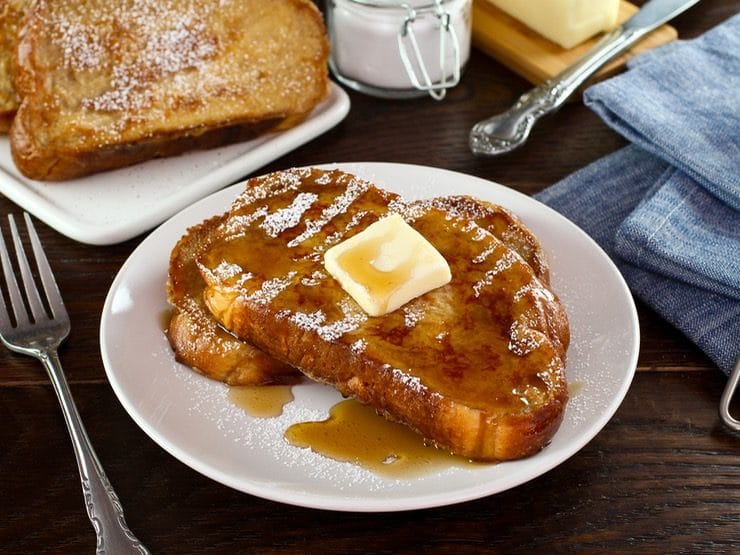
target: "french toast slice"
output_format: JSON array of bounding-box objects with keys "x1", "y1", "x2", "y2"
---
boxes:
[
  {"x1": 193, "y1": 168, "x2": 570, "y2": 462},
  {"x1": 166, "y1": 192, "x2": 554, "y2": 387},
  {"x1": 10, "y1": 0, "x2": 329, "y2": 180},
  {"x1": 0, "y1": 0, "x2": 29, "y2": 132}
]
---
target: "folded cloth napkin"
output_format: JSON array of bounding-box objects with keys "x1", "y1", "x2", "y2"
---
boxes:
[{"x1": 535, "y1": 15, "x2": 740, "y2": 375}]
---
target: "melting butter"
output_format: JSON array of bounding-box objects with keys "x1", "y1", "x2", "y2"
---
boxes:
[{"x1": 323, "y1": 214, "x2": 451, "y2": 317}]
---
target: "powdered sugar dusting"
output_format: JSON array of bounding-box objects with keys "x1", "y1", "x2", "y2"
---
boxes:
[
  {"x1": 387, "y1": 197, "x2": 430, "y2": 222},
  {"x1": 472, "y1": 242, "x2": 498, "y2": 264},
  {"x1": 142, "y1": 20, "x2": 217, "y2": 74},
  {"x1": 247, "y1": 272, "x2": 297, "y2": 305},
  {"x1": 83, "y1": 21, "x2": 218, "y2": 112},
  {"x1": 260, "y1": 192, "x2": 319, "y2": 238},
  {"x1": 300, "y1": 270, "x2": 326, "y2": 287},
  {"x1": 402, "y1": 303, "x2": 426, "y2": 329},
  {"x1": 236, "y1": 168, "x2": 314, "y2": 209},
  {"x1": 472, "y1": 249, "x2": 518, "y2": 297},
  {"x1": 287, "y1": 178, "x2": 370, "y2": 247},
  {"x1": 288, "y1": 298, "x2": 368, "y2": 342},
  {"x1": 54, "y1": 0, "x2": 221, "y2": 113},
  {"x1": 351, "y1": 338, "x2": 368, "y2": 353},
  {"x1": 390, "y1": 365, "x2": 425, "y2": 395},
  {"x1": 514, "y1": 280, "x2": 557, "y2": 304},
  {"x1": 224, "y1": 208, "x2": 270, "y2": 236},
  {"x1": 289, "y1": 309, "x2": 327, "y2": 331},
  {"x1": 508, "y1": 317, "x2": 546, "y2": 356},
  {"x1": 460, "y1": 220, "x2": 482, "y2": 238},
  {"x1": 209, "y1": 261, "x2": 246, "y2": 281},
  {"x1": 57, "y1": 21, "x2": 105, "y2": 71}
]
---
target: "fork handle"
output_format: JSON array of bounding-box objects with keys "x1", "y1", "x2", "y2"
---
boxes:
[
  {"x1": 469, "y1": 23, "x2": 652, "y2": 155},
  {"x1": 41, "y1": 350, "x2": 149, "y2": 555}
]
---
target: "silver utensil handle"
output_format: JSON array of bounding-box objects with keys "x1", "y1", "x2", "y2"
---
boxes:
[
  {"x1": 41, "y1": 350, "x2": 149, "y2": 555},
  {"x1": 470, "y1": 24, "x2": 651, "y2": 156},
  {"x1": 719, "y1": 356, "x2": 740, "y2": 432}
]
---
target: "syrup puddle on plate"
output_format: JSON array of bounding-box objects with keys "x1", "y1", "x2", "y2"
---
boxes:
[
  {"x1": 285, "y1": 398, "x2": 479, "y2": 478},
  {"x1": 568, "y1": 380, "x2": 583, "y2": 397},
  {"x1": 229, "y1": 385, "x2": 295, "y2": 418}
]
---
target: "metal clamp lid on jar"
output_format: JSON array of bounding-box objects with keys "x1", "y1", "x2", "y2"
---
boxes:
[
  {"x1": 397, "y1": 1, "x2": 461, "y2": 100},
  {"x1": 328, "y1": 0, "x2": 468, "y2": 100}
]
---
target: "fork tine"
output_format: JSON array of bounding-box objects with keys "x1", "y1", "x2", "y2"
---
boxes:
[
  {"x1": 9, "y1": 214, "x2": 49, "y2": 323},
  {"x1": 23, "y1": 213, "x2": 68, "y2": 321},
  {"x1": 0, "y1": 216, "x2": 30, "y2": 328},
  {"x1": 0, "y1": 260, "x2": 12, "y2": 331},
  {"x1": 0, "y1": 225, "x2": 21, "y2": 329}
]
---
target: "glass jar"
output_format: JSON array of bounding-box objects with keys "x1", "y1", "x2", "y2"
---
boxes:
[{"x1": 326, "y1": 0, "x2": 472, "y2": 100}]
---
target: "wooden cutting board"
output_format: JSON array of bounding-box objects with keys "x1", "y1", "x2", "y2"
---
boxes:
[{"x1": 472, "y1": 0, "x2": 678, "y2": 85}]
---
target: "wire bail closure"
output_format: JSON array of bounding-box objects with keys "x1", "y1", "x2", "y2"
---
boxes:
[
  {"x1": 720, "y1": 356, "x2": 740, "y2": 432},
  {"x1": 397, "y1": 1, "x2": 461, "y2": 100}
]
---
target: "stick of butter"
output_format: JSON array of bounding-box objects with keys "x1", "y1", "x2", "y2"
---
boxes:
[
  {"x1": 487, "y1": 0, "x2": 619, "y2": 49},
  {"x1": 324, "y1": 214, "x2": 451, "y2": 317}
]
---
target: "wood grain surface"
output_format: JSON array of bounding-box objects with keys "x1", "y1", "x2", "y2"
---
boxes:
[{"x1": 0, "y1": 1, "x2": 738, "y2": 553}]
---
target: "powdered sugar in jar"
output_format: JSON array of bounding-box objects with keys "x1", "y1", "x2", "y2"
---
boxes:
[{"x1": 326, "y1": 0, "x2": 472, "y2": 100}]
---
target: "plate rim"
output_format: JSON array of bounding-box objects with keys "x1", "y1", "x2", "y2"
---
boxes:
[{"x1": 100, "y1": 162, "x2": 640, "y2": 512}]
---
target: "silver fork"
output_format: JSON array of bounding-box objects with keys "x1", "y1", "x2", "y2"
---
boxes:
[{"x1": 0, "y1": 213, "x2": 149, "y2": 554}]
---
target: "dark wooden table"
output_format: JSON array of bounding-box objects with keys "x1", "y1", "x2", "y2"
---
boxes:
[{"x1": 2, "y1": 2, "x2": 738, "y2": 553}]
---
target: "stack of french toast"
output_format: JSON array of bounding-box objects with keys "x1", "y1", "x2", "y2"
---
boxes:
[
  {"x1": 0, "y1": 0, "x2": 330, "y2": 179},
  {"x1": 167, "y1": 167, "x2": 571, "y2": 462}
]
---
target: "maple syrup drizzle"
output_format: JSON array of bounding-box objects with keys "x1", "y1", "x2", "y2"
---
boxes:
[
  {"x1": 285, "y1": 399, "x2": 478, "y2": 478},
  {"x1": 568, "y1": 381, "x2": 583, "y2": 397},
  {"x1": 229, "y1": 385, "x2": 294, "y2": 418},
  {"x1": 159, "y1": 309, "x2": 173, "y2": 332}
]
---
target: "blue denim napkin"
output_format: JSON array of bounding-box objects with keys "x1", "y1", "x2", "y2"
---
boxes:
[{"x1": 535, "y1": 15, "x2": 740, "y2": 374}]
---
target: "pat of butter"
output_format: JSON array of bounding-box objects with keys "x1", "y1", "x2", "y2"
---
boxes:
[
  {"x1": 324, "y1": 214, "x2": 451, "y2": 317},
  {"x1": 487, "y1": 0, "x2": 619, "y2": 49}
]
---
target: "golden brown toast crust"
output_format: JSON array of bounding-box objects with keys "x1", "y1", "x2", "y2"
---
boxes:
[
  {"x1": 167, "y1": 193, "x2": 557, "y2": 387},
  {"x1": 431, "y1": 196, "x2": 552, "y2": 286},
  {"x1": 194, "y1": 168, "x2": 570, "y2": 461},
  {"x1": 0, "y1": 112, "x2": 12, "y2": 133},
  {"x1": 10, "y1": 0, "x2": 329, "y2": 179},
  {"x1": 167, "y1": 214, "x2": 300, "y2": 386},
  {"x1": 0, "y1": 0, "x2": 29, "y2": 131}
]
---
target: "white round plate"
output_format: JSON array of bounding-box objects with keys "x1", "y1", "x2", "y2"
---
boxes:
[{"x1": 100, "y1": 162, "x2": 639, "y2": 512}]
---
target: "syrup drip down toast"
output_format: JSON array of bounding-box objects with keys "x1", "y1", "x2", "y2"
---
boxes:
[{"x1": 167, "y1": 168, "x2": 570, "y2": 462}]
